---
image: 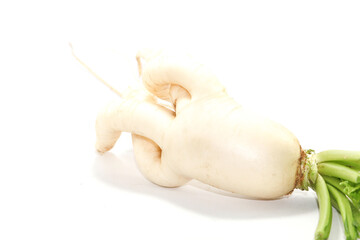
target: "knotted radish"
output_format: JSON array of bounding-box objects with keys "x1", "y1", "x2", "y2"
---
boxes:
[{"x1": 72, "y1": 46, "x2": 360, "y2": 240}]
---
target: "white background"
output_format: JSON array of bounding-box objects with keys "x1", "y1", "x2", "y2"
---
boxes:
[{"x1": 0, "y1": 1, "x2": 359, "y2": 239}]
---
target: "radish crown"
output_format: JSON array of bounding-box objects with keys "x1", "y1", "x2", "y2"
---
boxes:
[{"x1": 299, "y1": 150, "x2": 360, "y2": 240}]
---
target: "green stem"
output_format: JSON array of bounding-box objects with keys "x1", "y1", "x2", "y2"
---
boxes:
[
  {"x1": 302, "y1": 150, "x2": 360, "y2": 239},
  {"x1": 322, "y1": 176, "x2": 347, "y2": 193},
  {"x1": 351, "y1": 203, "x2": 360, "y2": 229},
  {"x1": 316, "y1": 150, "x2": 360, "y2": 165},
  {"x1": 324, "y1": 175, "x2": 360, "y2": 208},
  {"x1": 312, "y1": 174, "x2": 332, "y2": 240},
  {"x1": 332, "y1": 196, "x2": 360, "y2": 234},
  {"x1": 327, "y1": 184, "x2": 358, "y2": 240},
  {"x1": 347, "y1": 163, "x2": 360, "y2": 171},
  {"x1": 330, "y1": 192, "x2": 360, "y2": 237},
  {"x1": 317, "y1": 162, "x2": 360, "y2": 183},
  {"x1": 322, "y1": 175, "x2": 340, "y2": 185}
]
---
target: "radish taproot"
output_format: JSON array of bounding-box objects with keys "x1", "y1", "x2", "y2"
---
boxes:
[{"x1": 73, "y1": 47, "x2": 360, "y2": 240}]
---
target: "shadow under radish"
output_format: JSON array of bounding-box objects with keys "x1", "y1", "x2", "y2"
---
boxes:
[{"x1": 93, "y1": 150, "x2": 319, "y2": 220}]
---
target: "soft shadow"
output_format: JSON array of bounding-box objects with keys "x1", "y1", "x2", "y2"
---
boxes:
[{"x1": 93, "y1": 151, "x2": 317, "y2": 220}]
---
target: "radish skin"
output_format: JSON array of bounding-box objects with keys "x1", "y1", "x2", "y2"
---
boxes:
[
  {"x1": 132, "y1": 134, "x2": 189, "y2": 187},
  {"x1": 163, "y1": 95, "x2": 301, "y2": 199},
  {"x1": 96, "y1": 49, "x2": 302, "y2": 199}
]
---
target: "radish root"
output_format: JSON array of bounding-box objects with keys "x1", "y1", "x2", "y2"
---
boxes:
[
  {"x1": 71, "y1": 45, "x2": 360, "y2": 240},
  {"x1": 69, "y1": 42, "x2": 123, "y2": 97}
]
